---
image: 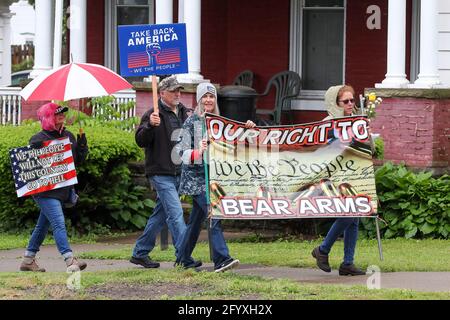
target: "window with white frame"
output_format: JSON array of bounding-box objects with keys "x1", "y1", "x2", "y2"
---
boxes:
[
  {"x1": 290, "y1": 0, "x2": 345, "y2": 109},
  {"x1": 105, "y1": 0, "x2": 154, "y2": 80}
]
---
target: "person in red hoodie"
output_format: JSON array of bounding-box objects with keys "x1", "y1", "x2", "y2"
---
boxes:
[{"x1": 20, "y1": 102, "x2": 88, "y2": 272}]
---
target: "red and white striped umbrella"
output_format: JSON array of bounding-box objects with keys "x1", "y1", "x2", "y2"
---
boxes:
[{"x1": 20, "y1": 62, "x2": 132, "y2": 101}]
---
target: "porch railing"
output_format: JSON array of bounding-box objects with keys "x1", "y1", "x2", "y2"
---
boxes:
[
  {"x1": 91, "y1": 89, "x2": 137, "y2": 120},
  {"x1": 0, "y1": 87, "x2": 22, "y2": 125},
  {"x1": 0, "y1": 88, "x2": 136, "y2": 126}
]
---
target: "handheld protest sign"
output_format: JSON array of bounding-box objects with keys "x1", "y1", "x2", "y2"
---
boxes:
[
  {"x1": 10, "y1": 137, "x2": 78, "y2": 197},
  {"x1": 118, "y1": 23, "x2": 188, "y2": 114}
]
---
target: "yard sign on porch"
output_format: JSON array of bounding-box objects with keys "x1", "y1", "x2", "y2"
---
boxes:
[{"x1": 118, "y1": 23, "x2": 188, "y2": 113}]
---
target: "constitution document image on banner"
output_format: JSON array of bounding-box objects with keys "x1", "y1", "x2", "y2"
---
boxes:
[
  {"x1": 10, "y1": 137, "x2": 78, "y2": 197},
  {"x1": 118, "y1": 23, "x2": 188, "y2": 77},
  {"x1": 205, "y1": 114, "x2": 378, "y2": 219}
]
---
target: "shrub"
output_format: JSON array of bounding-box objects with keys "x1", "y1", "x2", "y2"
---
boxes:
[
  {"x1": 360, "y1": 162, "x2": 450, "y2": 239},
  {"x1": 0, "y1": 123, "x2": 153, "y2": 233},
  {"x1": 57, "y1": 97, "x2": 140, "y2": 132},
  {"x1": 374, "y1": 137, "x2": 384, "y2": 160},
  {"x1": 12, "y1": 57, "x2": 34, "y2": 73}
]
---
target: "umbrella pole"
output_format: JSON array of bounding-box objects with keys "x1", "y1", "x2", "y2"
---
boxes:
[{"x1": 152, "y1": 75, "x2": 159, "y2": 114}]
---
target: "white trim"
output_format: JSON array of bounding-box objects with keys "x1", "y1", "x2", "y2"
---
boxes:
[
  {"x1": 291, "y1": 90, "x2": 325, "y2": 111},
  {"x1": 289, "y1": 0, "x2": 345, "y2": 111},
  {"x1": 156, "y1": 0, "x2": 172, "y2": 24},
  {"x1": 104, "y1": 1, "x2": 154, "y2": 73},
  {"x1": 289, "y1": 0, "x2": 301, "y2": 73},
  {"x1": 104, "y1": 0, "x2": 114, "y2": 71},
  {"x1": 70, "y1": 0, "x2": 87, "y2": 63},
  {"x1": 410, "y1": 0, "x2": 421, "y2": 82},
  {"x1": 376, "y1": 0, "x2": 410, "y2": 88},
  {"x1": 413, "y1": 0, "x2": 442, "y2": 87},
  {"x1": 343, "y1": 0, "x2": 347, "y2": 84},
  {"x1": 53, "y1": 0, "x2": 63, "y2": 68}
]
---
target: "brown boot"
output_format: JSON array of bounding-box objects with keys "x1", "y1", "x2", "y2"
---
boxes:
[
  {"x1": 311, "y1": 246, "x2": 331, "y2": 272},
  {"x1": 20, "y1": 257, "x2": 46, "y2": 272},
  {"x1": 339, "y1": 263, "x2": 366, "y2": 276},
  {"x1": 65, "y1": 256, "x2": 87, "y2": 272}
]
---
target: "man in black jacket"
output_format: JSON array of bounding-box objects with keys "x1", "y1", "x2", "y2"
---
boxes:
[{"x1": 130, "y1": 76, "x2": 199, "y2": 269}]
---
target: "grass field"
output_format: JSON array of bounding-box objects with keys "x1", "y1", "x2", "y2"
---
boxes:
[
  {"x1": 78, "y1": 238, "x2": 450, "y2": 272},
  {"x1": 0, "y1": 269, "x2": 448, "y2": 300}
]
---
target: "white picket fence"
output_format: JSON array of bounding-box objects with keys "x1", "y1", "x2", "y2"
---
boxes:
[{"x1": 0, "y1": 87, "x2": 22, "y2": 125}]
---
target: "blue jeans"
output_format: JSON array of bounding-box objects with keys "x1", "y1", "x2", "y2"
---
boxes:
[
  {"x1": 26, "y1": 197, "x2": 72, "y2": 257},
  {"x1": 132, "y1": 175, "x2": 187, "y2": 258},
  {"x1": 319, "y1": 218, "x2": 359, "y2": 265},
  {"x1": 177, "y1": 193, "x2": 231, "y2": 268}
]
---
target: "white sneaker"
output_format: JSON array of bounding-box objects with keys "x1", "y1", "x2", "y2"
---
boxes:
[{"x1": 214, "y1": 259, "x2": 240, "y2": 273}]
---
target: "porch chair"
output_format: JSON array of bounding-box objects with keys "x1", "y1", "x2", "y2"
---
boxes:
[
  {"x1": 256, "y1": 70, "x2": 301, "y2": 125},
  {"x1": 232, "y1": 70, "x2": 254, "y2": 87}
]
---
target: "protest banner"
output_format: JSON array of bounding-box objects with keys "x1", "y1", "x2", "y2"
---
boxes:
[
  {"x1": 205, "y1": 114, "x2": 378, "y2": 219},
  {"x1": 10, "y1": 137, "x2": 77, "y2": 197},
  {"x1": 118, "y1": 23, "x2": 188, "y2": 113}
]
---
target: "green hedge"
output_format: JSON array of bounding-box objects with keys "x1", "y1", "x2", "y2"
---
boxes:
[
  {"x1": 361, "y1": 163, "x2": 450, "y2": 239},
  {"x1": 0, "y1": 123, "x2": 154, "y2": 233}
]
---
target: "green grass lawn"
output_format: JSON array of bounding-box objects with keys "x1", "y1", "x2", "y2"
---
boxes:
[
  {"x1": 78, "y1": 238, "x2": 450, "y2": 272},
  {"x1": 0, "y1": 269, "x2": 448, "y2": 300},
  {"x1": 0, "y1": 232, "x2": 119, "y2": 250},
  {"x1": 2, "y1": 232, "x2": 448, "y2": 272}
]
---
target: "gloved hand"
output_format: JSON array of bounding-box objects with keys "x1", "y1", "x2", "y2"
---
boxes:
[{"x1": 76, "y1": 133, "x2": 87, "y2": 147}]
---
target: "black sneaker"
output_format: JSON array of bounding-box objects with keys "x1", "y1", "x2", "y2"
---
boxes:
[
  {"x1": 176, "y1": 260, "x2": 203, "y2": 270},
  {"x1": 191, "y1": 260, "x2": 202, "y2": 268},
  {"x1": 130, "y1": 256, "x2": 160, "y2": 268},
  {"x1": 339, "y1": 263, "x2": 366, "y2": 276},
  {"x1": 311, "y1": 246, "x2": 331, "y2": 273},
  {"x1": 214, "y1": 258, "x2": 240, "y2": 273},
  {"x1": 174, "y1": 258, "x2": 202, "y2": 267}
]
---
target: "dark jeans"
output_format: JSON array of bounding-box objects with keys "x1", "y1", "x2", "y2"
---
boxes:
[
  {"x1": 319, "y1": 218, "x2": 359, "y2": 265},
  {"x1": 177, "y1": 192, "x2": 231, "y2": 268}
]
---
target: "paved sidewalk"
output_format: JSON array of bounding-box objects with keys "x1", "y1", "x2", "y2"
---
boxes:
[{"x1": 1, "y1": 240, "x2": 449, "y2": 293}]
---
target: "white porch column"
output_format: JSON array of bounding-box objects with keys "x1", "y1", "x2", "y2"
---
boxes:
[
  {"x1": 30, "y1": 0, "x2": 53, "y2": 78},
  {"x1": 0, "y1": 12, "x2": 13, "y2": 86},
  {"x1": 53, "y1": 0, "x2": 64, "y2": 68},
  {"x1": 413, "y1": 0, "x2": 441, "y2": 87},
  {"x1": 177, "y1": 0, "x2": 204, "y2": 83},
  {"x1": 178, "y1": 0, "x2": 185, "y2": 23},
  {"x1": 376, "y1": 0, "x2": 409, "y2": 88},
  {"x1": 70, "y1": 0, "x2": 86, "y2": 63},
  {"x1": 156, "y1": 0, "x2": 173, "y2": 24}
]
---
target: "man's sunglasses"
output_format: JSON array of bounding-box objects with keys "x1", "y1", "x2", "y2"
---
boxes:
[{"x1": 339, "y1": 99, "x2": 355, "y2": 105}]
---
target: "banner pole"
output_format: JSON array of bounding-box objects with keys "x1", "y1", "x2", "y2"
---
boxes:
[
  {"x1": 202, "y1": 118, "x2": 213, "y2": 261},
  {"x1": 152, "y1": 75, "x2": 159, "y2": 114},
  {"x1": 375, "y1": 216, "x2": 384, "y2": 261}
]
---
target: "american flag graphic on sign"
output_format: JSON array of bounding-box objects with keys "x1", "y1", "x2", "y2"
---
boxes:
[
  {"x1": 127, "y1": 48, "x2": 181, "y2": 69},
  {"x1": 156, "y1": 48, "x2": 181, "y2": 64},
  {"x1": 10, "y1": 137, "x2": 78, "y2": 198},
  {"x1": 127, "y1": 52, "x2": 150, "y2": 69}
]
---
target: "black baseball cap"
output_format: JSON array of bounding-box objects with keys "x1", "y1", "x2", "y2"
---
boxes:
[{"x1": 55, "y1": 106, "x2": 69, "y2": 114}]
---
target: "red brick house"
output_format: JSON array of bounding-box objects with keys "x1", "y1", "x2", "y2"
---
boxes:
[{"x1": 16, "y1": 0, "x2": 450, "y2": 171}]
